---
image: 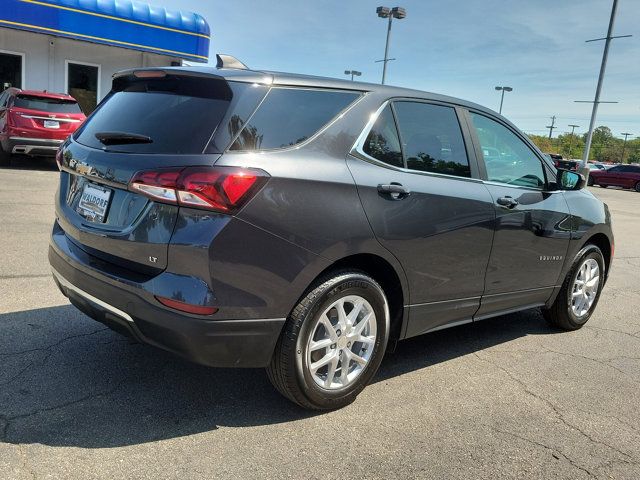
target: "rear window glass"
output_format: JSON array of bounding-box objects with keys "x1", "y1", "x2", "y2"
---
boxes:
[
  {"x1": 14, "y1": 95, "x2": 82, "y2": 114},
  {"x1": 230, "y1": 88, "x2": 360, "y2": 151},
  {"x1": 74, "y1": 75, "x2": 258, "y2": 154}
]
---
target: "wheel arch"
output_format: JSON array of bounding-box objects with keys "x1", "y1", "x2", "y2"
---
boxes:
[{"x1": 297, "y1": 253, "x2": 408, "y2": 343}]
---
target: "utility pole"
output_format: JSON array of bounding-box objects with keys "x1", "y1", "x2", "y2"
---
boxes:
[
  {"x1": 621, "y1": 132, "x2": 632, "y2": 163},
  {"x1": 576, "y1": 0, "x2": 631, "y2": 174},
  {"x1": 568, "y1": 124, "x2": 580, "y2": 158},
  {"x1": 546, "y1": 116, "x2": 557, "y2": 140}
]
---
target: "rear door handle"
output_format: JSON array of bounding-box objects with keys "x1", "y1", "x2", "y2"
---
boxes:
[
  {"x1": 377, "y1": 183, "x2": 410, "y2": 199},
  {"x1": 496, "y1": 196, "x2": 519, "y2": 208}
]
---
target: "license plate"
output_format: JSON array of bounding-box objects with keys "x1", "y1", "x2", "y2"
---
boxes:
[
  {"x1": 77, "y1": 183, "x2": 112, "y2": 223},
  {"x1": 44, "y1": 120, "x2": 60, "y2": 129}
]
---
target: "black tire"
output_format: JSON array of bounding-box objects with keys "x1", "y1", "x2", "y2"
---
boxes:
[
  {"x1": 635, "y1": 182, "x2": 640, "y2": 193},
  {"x1": 587, "y1": 176, "x2": 595, "y2": 186},
  {"x1": 267, "y1": 270, "x2": 389, "y2": 410},
  {"x1": 0, "y1": 145, "x2": 10, "y2": 167},
  {"x1": 600, "y1": 184, "x2": 608, "y2": 188},
  {"x1": 542, "y1": 245, "x2": 605, "y2": 330}
]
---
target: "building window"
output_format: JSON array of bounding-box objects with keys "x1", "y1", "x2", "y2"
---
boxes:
[
  {"x1": 0, "y1": 52, "x2": 23, "y2": 90},
  {"x1": 67, "y1": 62, "x2": 100, "y2": 114}
]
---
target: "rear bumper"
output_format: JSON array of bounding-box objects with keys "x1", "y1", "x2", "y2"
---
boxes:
[
  {"x1": 49, "y1": 234, "x2": 286, "y2": 368},
  {"x1": 7, "y1": 136, "x2": 64, "y2": 156}
]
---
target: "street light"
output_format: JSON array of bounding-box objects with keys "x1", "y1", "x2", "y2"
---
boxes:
[
  {"x1": 494, "y1": 86, "x2": 513, "y2": 114},
  {"x1": 376, "y1": 6, "x2": 406, "y2": 85},
  {"x1": 344, "y1": 70, "x2": 362, "y2": 81},
  {"x1": 621, "y1": 132, "x2": 632, "y2": 163}
]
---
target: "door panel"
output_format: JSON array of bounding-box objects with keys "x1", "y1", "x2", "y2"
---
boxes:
[
  {"x1": 348, "y1": 156, "x2": 495, "y2": 334},
  {"x1": 468, "y1": 111, "x2": 572, "y2": 315},
  {"x1": 479, "y1": 185, "x2": 571, "y2": 312}
]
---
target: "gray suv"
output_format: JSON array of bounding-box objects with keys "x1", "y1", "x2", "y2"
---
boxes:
[{"x1": 49, "y1": 59, "x2": 613, "y2": 410}]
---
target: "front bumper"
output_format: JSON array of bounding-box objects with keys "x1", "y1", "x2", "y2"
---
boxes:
[
  {"x1": 7, "y1": 136, "x2": 64, "y2": 156},
  {"x1": 49, "y1": 235, "x2": 286, "y2": 368}
]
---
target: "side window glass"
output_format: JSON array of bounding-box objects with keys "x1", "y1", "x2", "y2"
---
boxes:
[
  {"x1": 393, "y1": 102, "x2": 471, "y2": 177},
  {"x1": 230, "y1": 88, "x2": 360, "y2": 151},
  {"x1": 0, "y1": 92, "x2": 7, "y2": 107},
  {"x1": 470, "y1": 112, "x2": 545, "y2": 189},
  {"x1": 362, "y1": 104, "x2": 403, "y2": 168}
]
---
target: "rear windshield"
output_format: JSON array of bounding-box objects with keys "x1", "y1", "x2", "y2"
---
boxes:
[
  {"x1": 74, "y1": 75, "x2": 262, "y2": 154},
  {"x1": 230, "y1": 88, "x2": 361, "y2": 151},
  {"x1": 14, "y1": 95, "x2": 82, "y2": 114}
]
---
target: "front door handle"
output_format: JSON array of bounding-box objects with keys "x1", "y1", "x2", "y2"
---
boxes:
[
  {"x1": 377, "y1": 182, "x2": 410, "y2": 199},
  {"x1": 496, "y1": 196, "x2": 519, "y2": 208}
]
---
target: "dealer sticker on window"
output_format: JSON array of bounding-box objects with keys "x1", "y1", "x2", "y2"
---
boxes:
[{"x1": 76, "y1": 183, "x2": 112, "y2": 223}]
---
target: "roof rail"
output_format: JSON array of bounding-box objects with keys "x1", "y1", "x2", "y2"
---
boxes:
[{"x1": 216, "y1": 54, "x2": 249, "y2": 70}]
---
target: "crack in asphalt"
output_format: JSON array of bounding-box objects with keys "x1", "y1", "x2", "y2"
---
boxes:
[
  {"x1": 542, "y1": 348, "x2": 640, "y2": 386},
  {"x1": 0, "y1": 328, "x2": 110, "y2": 388},
  {"x1": 486, "y1": 425, "x2": 597, "y2": 478},
  {"x1": 0, "y1": 274, "x2": 52, "y2": 280},
  {"x1": 473, "y1": 352, "x2": 639, "y2": 465},
  {"x1": 0, "y1": 328, "x2": 109, "y2": 357},
  {"x1": 1, "y1": 378, "x2": 129, "y2": 443},
  {"x1": 585, "y1": 325, "x2": 640, "y2": 340},
  {"x1": 19, "y1": 443, "x2": 37, "y2": 480}
]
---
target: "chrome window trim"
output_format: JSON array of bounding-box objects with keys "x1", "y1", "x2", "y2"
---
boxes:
[{"x1": 350, "y1": 100, "x2": 484, "y2": 184}]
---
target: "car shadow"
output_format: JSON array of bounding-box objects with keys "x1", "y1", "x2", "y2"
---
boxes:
[
  {"x1": 1, "y1": 155, "x2": 57, "y2": 171},
  {"x1": 0, "y1": 304, "x2": 554, "y2": 448}
]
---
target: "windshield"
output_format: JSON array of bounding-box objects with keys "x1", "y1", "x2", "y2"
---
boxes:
[
  {"x1": 14, "y1": 95, "x2": 82, "y2": 114},
  {"x1": 74, "y1": 75, "x2": 263, "y2": 154}
]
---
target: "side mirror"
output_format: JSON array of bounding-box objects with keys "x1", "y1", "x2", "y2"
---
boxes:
[{"x1": 558, "y1": 169, "x2": 585, "y2": 191}]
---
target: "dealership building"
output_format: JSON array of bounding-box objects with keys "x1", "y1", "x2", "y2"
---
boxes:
[{"x1": 0, "y1": 0, "x2": 210, "y2": 113}]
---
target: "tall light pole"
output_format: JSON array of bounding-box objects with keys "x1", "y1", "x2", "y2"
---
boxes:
[
  {"x1": 577, "y1": 0, "x2": 631, "y2": 174},
  {"x1": 376, "y1": 6, "x2": 406, "y2": 85},
  {"x1": 344, "y1": 70, "x2": 362, "y2": 81},
  {"x1": 621, "y1": 132, "x2": 632, "y2": 163},
  {"x1": 568, "y1": 124, "x2": 580, "y2": 158},
  {"x1": 494, "y1": 86, "x2": 512, "y2": 114}
]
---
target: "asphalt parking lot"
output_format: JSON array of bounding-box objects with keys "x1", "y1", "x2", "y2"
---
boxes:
[{"x1": 1, "y1": 159, "x2": 639, "y2": 480}]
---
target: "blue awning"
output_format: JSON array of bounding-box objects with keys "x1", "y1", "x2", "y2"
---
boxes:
[{"x1": 0, "y1": 0, "x2": 210, "y2": 62}]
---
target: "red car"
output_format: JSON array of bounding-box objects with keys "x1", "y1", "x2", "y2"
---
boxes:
[
  {"x1": 588, "y1": 164, "x2": 640, "y2": 192},
  {"x1": 0, "y1": 88, "x2": 86, "y2": 166}
]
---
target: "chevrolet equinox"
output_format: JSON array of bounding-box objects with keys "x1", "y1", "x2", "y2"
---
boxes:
[{"x1": 49, "y1": 57, "x2": 613, "y2": 410}]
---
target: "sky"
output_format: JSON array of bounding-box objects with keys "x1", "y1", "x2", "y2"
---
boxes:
[{"x1": 164, "y1": 0, "x2": 639, "y2": 138}]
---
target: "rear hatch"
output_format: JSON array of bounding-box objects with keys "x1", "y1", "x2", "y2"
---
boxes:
[
  {"x1": 11, "y1": 94, "x2": 85, "y2": 139},
  {"x1": 55, "y1": 71, "x2": 268, "y2": 274}
]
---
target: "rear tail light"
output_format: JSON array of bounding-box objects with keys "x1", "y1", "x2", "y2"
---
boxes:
[
  {"x1": 155, "y1": 296, "x2": 218, "y2": 315},
  {"x1": 129, "y1": 166, "x2": 269, "y2": 214}
]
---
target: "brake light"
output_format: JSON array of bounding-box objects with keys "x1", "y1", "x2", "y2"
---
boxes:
[
  {"x1": 129, "y1": 166, "x2": 268, "y2": 213},
  {"x1": 155, "y1": 296, "x2": 218, "y2": 315}
]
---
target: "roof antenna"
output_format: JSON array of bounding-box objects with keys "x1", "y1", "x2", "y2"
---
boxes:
[{"x1": 216, "y1": 54, "x2": 249, "y2": 70}]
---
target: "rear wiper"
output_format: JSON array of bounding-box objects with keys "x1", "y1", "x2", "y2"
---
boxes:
[{"x1": 95, "y1": 131, "x2": 153, "y2": 145}]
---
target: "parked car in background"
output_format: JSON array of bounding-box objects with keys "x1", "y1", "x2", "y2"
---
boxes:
[
  {"x1": 588, "y1": 164, "x2": 640, "y2": 191},
  {"x1": 49, "y1": 62, "x2": 614, "y2": 409},
  {"x1": 545, "y1": 153, "x2": 578, "y2": 171},
  {"x1": 0, "y1": 88, "x2": 86, "y2": 167}
]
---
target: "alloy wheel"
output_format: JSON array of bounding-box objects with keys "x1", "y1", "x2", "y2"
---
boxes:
[
  {"x1": 571, "y1": 258, "x2": 600, "y2": 317},
  {"x1": 306, "y1": 295, "x2": 377, "y2": 390}
]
